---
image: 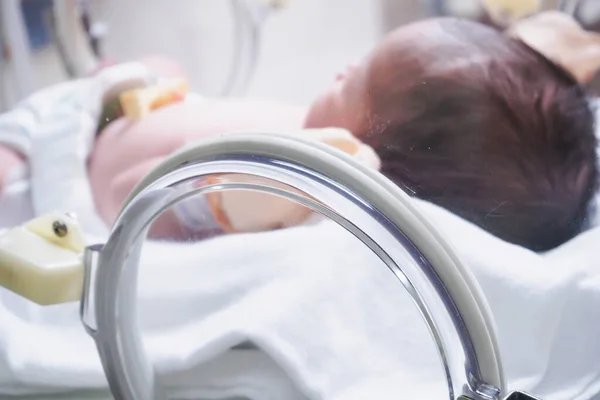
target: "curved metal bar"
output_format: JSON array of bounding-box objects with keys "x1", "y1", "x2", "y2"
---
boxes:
[{"x1": 87, "y1": 134, "x2": 504, "y2": 400}]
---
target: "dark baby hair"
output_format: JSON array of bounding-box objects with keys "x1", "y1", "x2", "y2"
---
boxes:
[{"x1": 364, "y1": 18, "x2": 598, "y2": 251}]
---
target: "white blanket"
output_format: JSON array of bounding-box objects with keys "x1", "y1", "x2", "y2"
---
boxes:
[
  {"x1": 1, "y1": 200, "x2": 599, "y2": 400},
  {"x1": 1, "y1": 71, "x2": 599, "y2": 399}
]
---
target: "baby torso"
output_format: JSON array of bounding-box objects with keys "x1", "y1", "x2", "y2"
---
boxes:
[{"x1": 88, "y1": 97, "x2": 307, "y2": 227}]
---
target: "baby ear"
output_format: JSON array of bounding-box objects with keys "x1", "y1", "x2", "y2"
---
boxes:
[{"x1": 507, "y1": 11, "x2": 600, "y2": 84}]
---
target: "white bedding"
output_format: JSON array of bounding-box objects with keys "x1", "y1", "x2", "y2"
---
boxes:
[
  {"x1": 1, "y1": 68, "x2": 599, "y2": 400},
  {"x1": 1, "y1": 199, "x2": 599, "y2": 400}
]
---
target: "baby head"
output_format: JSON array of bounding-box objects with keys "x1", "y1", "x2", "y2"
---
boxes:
[{"x1": 305, "y1": 17, "x2": 598, "y2": 251}]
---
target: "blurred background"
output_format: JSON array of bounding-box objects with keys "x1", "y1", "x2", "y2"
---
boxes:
[{"x1": 2, "y1": 0, "x2": 600, "y2": 111}]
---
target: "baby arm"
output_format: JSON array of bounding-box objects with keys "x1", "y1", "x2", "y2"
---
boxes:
[{"x1": 105, "y1": 155, "x2": 196, "y2": 240}]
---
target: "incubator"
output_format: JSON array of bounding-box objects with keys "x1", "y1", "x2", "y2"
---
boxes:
[{"x1": 1, "y1": 1, "x2": 600, "y2": 400}]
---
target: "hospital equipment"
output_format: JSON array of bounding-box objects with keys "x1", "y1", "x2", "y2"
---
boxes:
[
  {"x1": 0, "y1": 0, "x2": 283, "y2": 112},
  {"x1": 0, "y1": 133, "x2": 547, "y2": 400}
]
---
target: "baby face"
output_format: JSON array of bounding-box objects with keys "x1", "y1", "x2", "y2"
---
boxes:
[
  {"x1": 304, "y1": 18, "x2": 506, "y2": 141},
  {"x1": 303, "y1": 59, "x2": 370, "y2": 134},
  {"x1": 303, "y1": 20, "x2": 438, "y2": 138}
]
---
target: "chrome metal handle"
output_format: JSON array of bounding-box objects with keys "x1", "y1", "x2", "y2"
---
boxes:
[{"x1": 91, "y1": 133, "x2": 505, "y2": 400}]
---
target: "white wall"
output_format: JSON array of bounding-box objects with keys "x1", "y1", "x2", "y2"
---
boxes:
[{"x1": 246, "y1": 0, "x2": 382, "y2": 105}]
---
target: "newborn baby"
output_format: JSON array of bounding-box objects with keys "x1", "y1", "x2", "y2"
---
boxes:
[
  {"x1": 1, "y1": 15, "x2": 598, "y2": 251},
  {"x1": 304, "y1": 14, "x2": 598, "y2": 251}
]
